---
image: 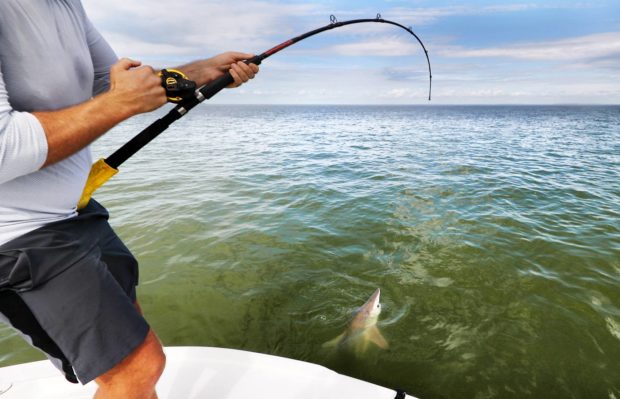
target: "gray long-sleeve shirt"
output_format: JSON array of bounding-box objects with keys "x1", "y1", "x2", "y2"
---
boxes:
[{"x1": 0, "y1": 0, "x2": 117, "y2": 245}]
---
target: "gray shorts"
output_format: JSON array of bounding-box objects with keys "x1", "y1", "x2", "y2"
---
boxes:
[{"x1": 0, "y1": 200, "x2": 149, "y2": 384}]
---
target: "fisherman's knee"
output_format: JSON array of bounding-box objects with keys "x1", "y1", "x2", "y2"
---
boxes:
[
  {"x1": 137, "y1": 330, "x2": 166, "y2": 387},
  {"x1": 96, "y1": 330, "x2": 165, "y2": 393}
]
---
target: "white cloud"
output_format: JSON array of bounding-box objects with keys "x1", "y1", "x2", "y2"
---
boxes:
[
  {"x1": 101, "y1": 33, "x2": 197, "y2": 58},
  {"x1": 328, "y1": 35, "x2": 423, "y2": 56},
  {"x1": 379, "y1": 88, "x2": 425, "y2": 98},
  {"x1": 84, "y1": 1, "x2": 583, "y2": 59},
  {"x1": 387, "y1": 3, "x2": 588, "y2": 25},
  {"x1": 440, "y1": 32, "x2": 620, "y2": 62},
  {"x1": 79, "y1": 1, "x2": 620, "y2": 104},
  {"x1": 82, "y1": 0, "x2": 325, "y2": 58}
]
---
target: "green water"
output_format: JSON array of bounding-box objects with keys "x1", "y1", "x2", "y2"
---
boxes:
[{"x1": 1, "y1": 106, "x2": 619, "y2": 398}]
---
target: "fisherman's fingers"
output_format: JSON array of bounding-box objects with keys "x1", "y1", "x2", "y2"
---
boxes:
[
  {"x1": 233, "y1": 62, "x2": 253, "y2": 81},
  {"x1": 228, "y1": 62, "x2": 258, "y2": 87}
]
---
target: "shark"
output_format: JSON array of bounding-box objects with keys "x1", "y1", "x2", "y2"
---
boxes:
[{"x1": 323, "y1": 288, "x2": 389, "y2": 354}]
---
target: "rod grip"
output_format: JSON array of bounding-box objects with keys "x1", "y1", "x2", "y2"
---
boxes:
[
  {"x1": 198, "y1": 56, "x2": 263, "y2": 100},
  {"x1": 77, "y1": 159, "x2": 118, "y2": 210}
]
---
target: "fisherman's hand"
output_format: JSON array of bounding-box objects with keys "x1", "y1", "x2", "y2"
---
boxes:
[
  {"x1": 204, "y1": 52, "x2": 259, "y2": 88},
  {"x1": 227, "y1": 59, "x2": 259, "y2": 88},
  {"x1": 173, "y1": 52, "x2": 259, "y2": 88},
  {"x1": 108, "y1": 58, "x2": 167, "y2": 116}
]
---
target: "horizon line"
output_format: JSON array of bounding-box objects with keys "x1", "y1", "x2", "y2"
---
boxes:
[{"x1": 198, "y1": 103, "x2": 620, "y2": 107}]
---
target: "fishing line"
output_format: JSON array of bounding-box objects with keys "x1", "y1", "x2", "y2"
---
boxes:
[{"x1": 78, "y1": 14, "x2": 432, "y2": 209}]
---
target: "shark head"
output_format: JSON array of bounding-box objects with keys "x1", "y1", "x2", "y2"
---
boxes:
[{"x1": 352, "y1": 288, "x2": 382, "y2": 329}]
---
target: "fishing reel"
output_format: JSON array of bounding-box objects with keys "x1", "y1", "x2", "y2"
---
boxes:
[{"x1": 159, "y1": 69, "x2": 196, "y2": 103}]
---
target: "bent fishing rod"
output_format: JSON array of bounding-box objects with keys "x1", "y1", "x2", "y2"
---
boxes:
[{"x1": 77, "y1": 14, "x2": 432, "y2": 209}]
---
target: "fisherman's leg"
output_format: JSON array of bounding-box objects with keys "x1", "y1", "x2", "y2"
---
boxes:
[
  {"x1": 13, "y1": 252, "x2": 151, "y2": 385},
  {"x1": 92, "y1": 212, "x2": 165, "y2": 398},
  {"x1": 93, "y1": 329, "x2": 165, "y2": 399}
]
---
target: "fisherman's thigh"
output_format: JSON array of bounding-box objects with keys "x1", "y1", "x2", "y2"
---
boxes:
[
  {"x1": 15, "y1": 253, "x2": 149, "y2": 384},
  {"x1": 97, "y1": 222, "x2": 140, "y2": 303}
]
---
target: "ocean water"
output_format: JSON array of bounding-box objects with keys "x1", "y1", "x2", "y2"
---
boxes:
[{"x1": 1, "y1": 105, "x2": 619, "y2": 398}]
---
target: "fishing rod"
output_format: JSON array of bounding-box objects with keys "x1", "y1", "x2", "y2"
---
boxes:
[{"x1": 77, "y1": 14, "x2": 432, "y2": 209}]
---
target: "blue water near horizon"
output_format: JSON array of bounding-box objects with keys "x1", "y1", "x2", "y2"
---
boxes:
[{"x1": 1, "y1": 105, "x2": 619, "y2": 398}]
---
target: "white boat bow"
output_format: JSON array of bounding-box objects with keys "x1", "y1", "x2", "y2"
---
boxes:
[{"x1": 0, "y1": 346, "x2": 417, "y2": 399}]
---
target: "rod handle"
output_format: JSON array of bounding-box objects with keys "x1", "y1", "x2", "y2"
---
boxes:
[{"x1": 77, "y1": 159, "x2": 118, "y2": 210}]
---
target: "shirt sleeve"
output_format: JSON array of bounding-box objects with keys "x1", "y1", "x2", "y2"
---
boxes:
[
  {"x1": 84, "y1": 15, "x2": 118, "y2": 96},
  {"x1": 0, "y1": 62, "x2": 49, "y2": 185}
]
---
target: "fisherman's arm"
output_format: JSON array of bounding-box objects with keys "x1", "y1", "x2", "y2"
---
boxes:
[
  {"x1": 174, "y1": 52, "x2": 260, "y2": 88},
  {"x1": 35, "y1": 58, "x2": 166, "y2": 168},
  {"x1": 84, "y1": 10, "x2": 118, "y2": 96}
]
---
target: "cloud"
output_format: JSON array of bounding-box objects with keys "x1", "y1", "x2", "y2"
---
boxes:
[
  {"x1": 82, "y1": 1, "x2": 586, "y2": 60},
  {"x1": 386, "y1": 3, "x2": 589, "y2": 25},
  {"x1": 79, "y1": 1, "x2": 620, "y2": 104},
  {"x1": 439, "y1": 32, "x2": 620, "y2": 63},
  {"x1": 328, "y1": 35, "x2": 424, "y2": 56},
  {"x1": 379, "y1": 87, "x2": 425, "y2": 98},
  {"x1": 82, "y1": 0, "x2": 325, "y2": 58},
  {"x1": 382, "y1": 66, "x2": 431, "y2": 81}
]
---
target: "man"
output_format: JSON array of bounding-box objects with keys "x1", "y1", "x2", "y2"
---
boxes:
[{"x1": 0, "y1": 1, "x2": 259, "y2": 398}]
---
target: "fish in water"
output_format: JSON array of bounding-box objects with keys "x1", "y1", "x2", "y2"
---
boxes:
[{"x1": 323, "y1": 288, "x2": 388, "y2": 354}]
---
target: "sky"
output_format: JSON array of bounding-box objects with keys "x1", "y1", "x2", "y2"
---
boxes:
[{"x1": 82, "y1": 0, "x2": 620, "y2": 105}]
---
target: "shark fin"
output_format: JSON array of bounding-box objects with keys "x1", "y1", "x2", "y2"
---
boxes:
[
  {"x1": 366, "y1": 326, "x2": 389, "y2": 349},
  {"x1": 322, "y1": 332, "x2": 346, "y2": 349}
]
